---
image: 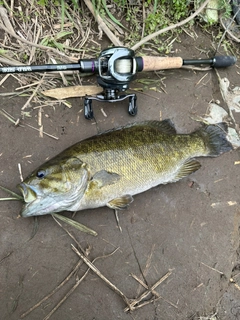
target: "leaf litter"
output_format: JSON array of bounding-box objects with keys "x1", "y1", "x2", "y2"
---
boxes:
[{"x1": 193, "y1": 71, "x2": 240, "y2": 150}]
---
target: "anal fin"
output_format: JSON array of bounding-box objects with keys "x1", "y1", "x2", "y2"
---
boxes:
[
  {"x1": 107, "y1": 194, "x2": 134, "y2": 210},
  {"x1": 173, "y1": 159, "x2": 201, "y2": 182}
]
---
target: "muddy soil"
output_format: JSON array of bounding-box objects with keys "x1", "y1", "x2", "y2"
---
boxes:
[{"x1": 0, "y1": 30, "x2": 240, "y2": 320}]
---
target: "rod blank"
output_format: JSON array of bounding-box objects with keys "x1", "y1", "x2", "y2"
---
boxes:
[{"x1": 0, "y1": 64, "x2": 81, "y2": 74}]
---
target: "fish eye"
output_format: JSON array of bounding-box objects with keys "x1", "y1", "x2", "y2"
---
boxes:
[{"x1": 36, "y1": 170, "x2": 46, "y2": 179}]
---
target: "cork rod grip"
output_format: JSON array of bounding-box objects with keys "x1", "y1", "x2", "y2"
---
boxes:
[{"x1": 142, "y1": 56, "x2": 183, "y2": 71}]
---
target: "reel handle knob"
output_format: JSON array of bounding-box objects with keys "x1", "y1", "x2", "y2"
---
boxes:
[{"x1": 212, "y1": 56, "x2": 237, "y2": 68}]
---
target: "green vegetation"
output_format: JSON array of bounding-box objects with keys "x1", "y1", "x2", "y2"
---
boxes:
[{"x1": 0, "y1": 0, "x2": 237, "y2": 61}]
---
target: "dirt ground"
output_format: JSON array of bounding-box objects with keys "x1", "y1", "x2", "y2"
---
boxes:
[{"x1": 0, "y1": 29, "x2": 240, "y2": 320}]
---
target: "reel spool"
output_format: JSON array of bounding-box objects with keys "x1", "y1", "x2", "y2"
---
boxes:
[{"x1": 115, "y1": 59, "x2": 133, "y2": 74}]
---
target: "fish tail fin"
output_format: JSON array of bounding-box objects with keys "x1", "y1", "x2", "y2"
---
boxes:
[{"x1": 197, "y1": 123, "x2": 233, "y2": 157}]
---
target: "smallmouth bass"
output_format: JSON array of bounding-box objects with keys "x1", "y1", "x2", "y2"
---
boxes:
[{"x1": 18, "y1": 120, "x2": 233, "y2": 217}]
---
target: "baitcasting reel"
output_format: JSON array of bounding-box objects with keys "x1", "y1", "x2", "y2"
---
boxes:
[
  {"x1": 0, "y1": 47, "x2": 237, "y2": 119},
  {"x1": 83, "y1": 47, "x2": 141, "y2": 119}
]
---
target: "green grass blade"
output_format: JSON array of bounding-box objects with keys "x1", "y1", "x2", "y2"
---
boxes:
[
  {"x1": 0, "y1": 110, "x2": 16, "y2": 124},
  {"x1": 0, "y1": 198, "x2": 22, "y2": 201},
  {"x1": 56, "y1": 31, "x2": 73, "y2": 40},
  {"x1": 153, "y1": 0, "x2": 157, "y2": 14},
  {"x1": 102, "y1": 0, "x2": 125, "y2": 29},
  {"x1": 0, "y1": 185, "x2": 23, "y2": 200},
  {"x1": 52, "y1": 213, "x2": 98, "y2": 237}
]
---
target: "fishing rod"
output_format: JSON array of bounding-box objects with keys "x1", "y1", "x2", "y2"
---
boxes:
[{"x1": 0, "y1": 47, "x2": 237, "y2": 119}]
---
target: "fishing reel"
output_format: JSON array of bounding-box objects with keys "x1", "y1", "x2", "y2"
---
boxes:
[{"x1": 83, "y1": 47, "x2": 143, "y2": 119}]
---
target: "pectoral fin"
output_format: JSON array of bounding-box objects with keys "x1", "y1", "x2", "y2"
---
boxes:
[
  {"x1": 92, "y1": 170, "x2": 120, "y2": 188},
  {"x1": 107, "y1": 194, "x2": 134, "y2": 210},
  {"x1": 173, "y1": 159, "x2": 201, "y2": 182}
]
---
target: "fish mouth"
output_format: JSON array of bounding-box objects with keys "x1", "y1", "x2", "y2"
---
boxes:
[
  {"x1": 18, "y1": 183, "x2": 38, "y2": 203},
  {"x1": 18, "y1": 182, "x2": 69, "y2": 217},
  {"x1": 18, "y1": 183, "x2": 41, "y2": 217}
]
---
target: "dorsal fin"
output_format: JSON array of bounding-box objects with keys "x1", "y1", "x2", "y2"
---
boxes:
[
  {"x1": 96, "y1": 119, "x2": 176, "y2": 136},
  {"x1": 142, "y1": 120, "x2": 176, "y2": 134}
]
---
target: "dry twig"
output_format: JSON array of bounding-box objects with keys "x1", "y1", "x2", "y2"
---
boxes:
[
  {"x1": 22, "y1": 217, "x2": 119, "y2": 320},
  {"x1": 21, "y1": 73, "x2": 46, "y2": 110},
  {"x1": 83, "y1": 0, "x2": 123, "y2": 46},
  {"x1": 0, "y1": 6, "x2": 16, "y2": 35},
  {"x1": 0, "y1": 16, "x2": 72, "y2": 61},
  {"x1": 72, "y1": 243, "x2": 174, "y2": 313},
  {"x1": 71, "y1": 244, "x2": 132, "y2": 308},
  {"x1": 218, "y1": 10, "x2": 240, "y2": 47},
  {"x1": 124, "y1": 269, "x2": 173, "y2": 312},
  {"x1": 0, "y1": 109, "x2": 59, "y2": 140},
  {"x1": 20, "y1": 259, "x2": 83, "y2": 318},
  {"x1": 43, "y1": 247, "x2": 119, "y2": 320}
]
